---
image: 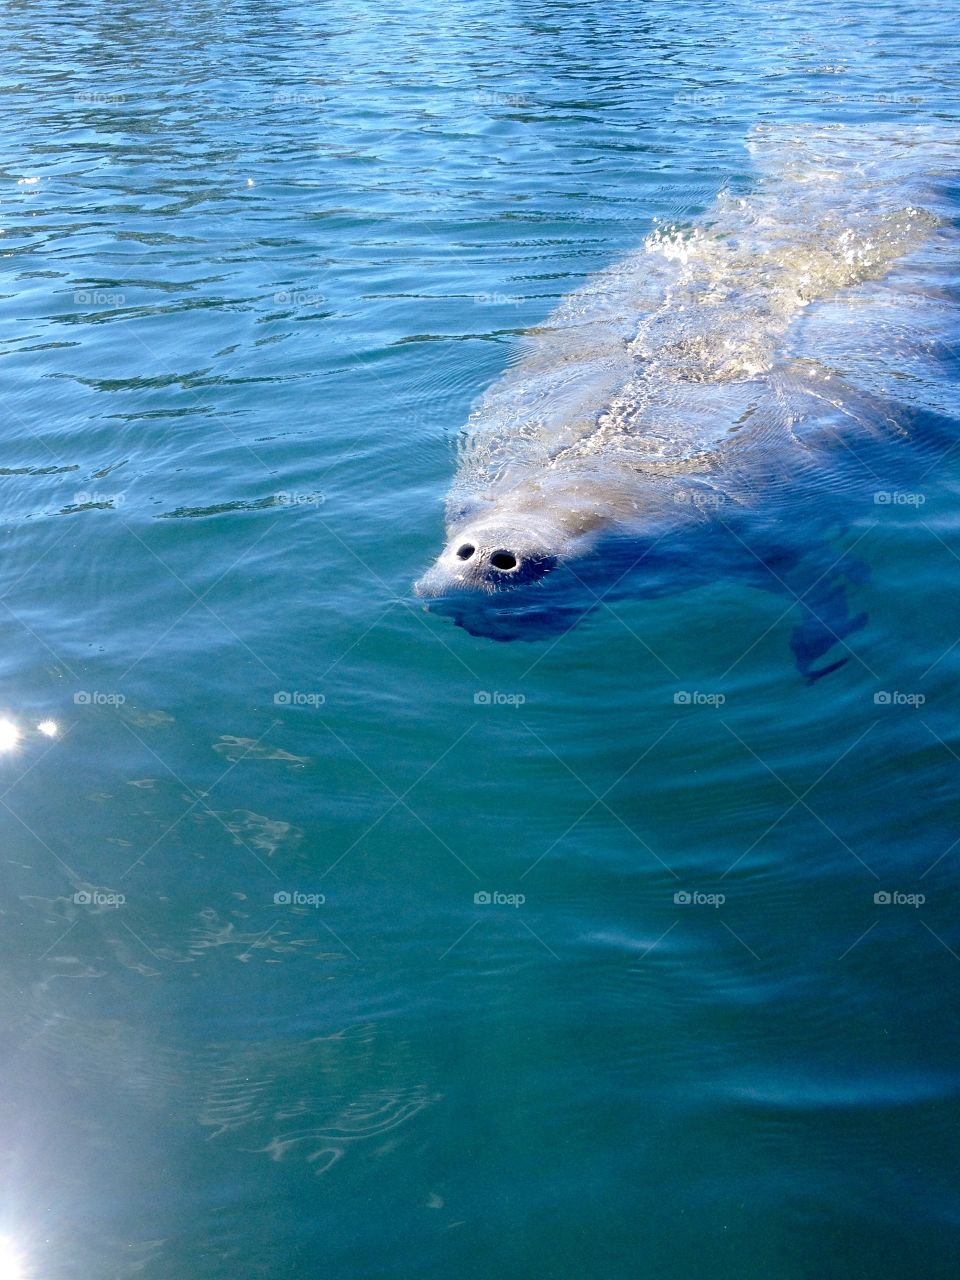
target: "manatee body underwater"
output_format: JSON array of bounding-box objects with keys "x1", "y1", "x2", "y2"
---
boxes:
[{"x1": 414, "y1": 125, "x2": 960, "y2": 681}]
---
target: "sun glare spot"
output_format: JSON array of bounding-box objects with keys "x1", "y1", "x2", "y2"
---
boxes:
[
  {"x1": 0, "y1": 1236, "x2": 24, "y2": 1280},
  {"x1": 37, "y1": 720, "x2": 58, "y2": 738},
  {"x1": 0, "y1": 720, "x2": 20, "y2": 752}
]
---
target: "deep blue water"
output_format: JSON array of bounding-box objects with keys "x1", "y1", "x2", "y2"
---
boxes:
[{"x1": 2, "y1": 2, "x2": 960, "y2": 1277}]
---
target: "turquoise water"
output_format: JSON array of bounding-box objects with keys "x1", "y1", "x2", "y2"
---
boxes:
[{"x1": 2, "y1": 2, "x2": 960, "y2": 1276}]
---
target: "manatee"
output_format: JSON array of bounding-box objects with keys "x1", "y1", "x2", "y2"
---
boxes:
[{"x1": 415, "y1": 125, "x2": 959, "y2": 679}]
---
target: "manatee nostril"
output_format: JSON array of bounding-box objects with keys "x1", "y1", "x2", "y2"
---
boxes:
[
  {"x1": 490, "y1": 550, "x2": 518, "y2": 572},
  {"x1": 456, "y1": 544, "x2": 476, "y2": 561}
]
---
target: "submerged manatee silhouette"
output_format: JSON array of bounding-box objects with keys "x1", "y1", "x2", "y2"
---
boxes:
[{"x1": 415, "y1": 126, "x2": 959, "y2": 679}]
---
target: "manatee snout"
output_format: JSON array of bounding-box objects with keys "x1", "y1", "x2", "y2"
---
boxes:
[
  {"x1": 414, "y1": 511, "x2": 659, "y2": 640},
  {"x1": 414, "y1": 517, "x2": 562, "y2": 599}
]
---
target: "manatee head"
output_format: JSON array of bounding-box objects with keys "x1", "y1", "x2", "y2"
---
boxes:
[
  {"x1": 413, "y1": 504, "x2": 615, "y2": 640},
  {"x1": 414, "y1": 472, "x2": 702, "y2": 639},
  {"x1": 414, "y1": 512, "x2": 570, "y2": 599}
]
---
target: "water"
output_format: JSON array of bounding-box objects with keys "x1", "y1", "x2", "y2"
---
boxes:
[{"x1": 2, "y1": 2, "x2": 960, "y2": 1276}]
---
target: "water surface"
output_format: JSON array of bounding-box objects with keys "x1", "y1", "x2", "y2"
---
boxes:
[{"x1": 2, "y1": 1, "x2": 960, "y2": 1277}]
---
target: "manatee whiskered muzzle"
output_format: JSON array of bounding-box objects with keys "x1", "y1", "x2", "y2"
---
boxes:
[
  {"x1": 414, "y1": 544, "x2": 558, "y2": 598},
  {"x1": 452, "y1": 539, "x2": 558, "y2": 587},
  {"x1": 415, "y1": 519, "x2": 566, "y2": 599},
  {"x1": 414, "y1": 518, "x2": 656, "y2": 639}
]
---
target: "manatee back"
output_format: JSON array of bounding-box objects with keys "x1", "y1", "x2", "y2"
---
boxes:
[{"x1": 451, "y1": 125, "x2": 960, "y2": 523}]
